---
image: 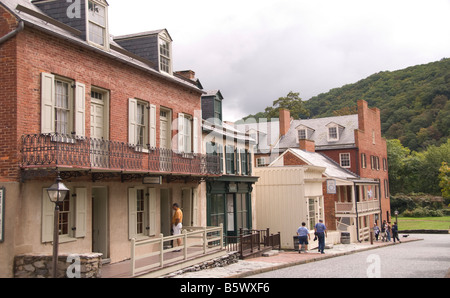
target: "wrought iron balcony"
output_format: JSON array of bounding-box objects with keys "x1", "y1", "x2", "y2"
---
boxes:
[{"x1": 20, "y1": 134, "x2": 221, "y2": 177}]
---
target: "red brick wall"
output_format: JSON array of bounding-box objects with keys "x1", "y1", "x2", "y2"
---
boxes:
[
  {"x1": 355, "y1": 100, "x2": 391, "y2": 221},
  {"x1": 322, "y1": 183, "x2": 337, "y2": 230},
  {"x1": 283, "y1": 151, "x2": 308, "y2": 166},
  {"x1": 316, "y1": 148, "x2": 358, "y2": 174},
  {"x1": 2, "y1": 25, "x2": 203, "y2": 182},
  {"x1": 0, "y1": 6, "x2": 19, "y2": 182}
]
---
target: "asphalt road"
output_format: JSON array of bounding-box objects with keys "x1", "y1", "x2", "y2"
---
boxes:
[{"x1": 249, "y1": 234, "x2": 450, "y2": 278}]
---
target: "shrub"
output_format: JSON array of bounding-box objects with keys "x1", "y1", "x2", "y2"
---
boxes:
[{"x1": 402, "y1": 207, "x2": 444, "y2": 217}]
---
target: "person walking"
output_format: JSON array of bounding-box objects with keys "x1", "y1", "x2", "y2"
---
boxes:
[
  {"x1": 373, "y1": 223, "x2": 380, "y2": 241},
  {"x1": 297, "y1": 222, "x2": 311, "y2": 253},
  {"x1": 381, "y1": 220, "x2": 387, "y2": 242},
  {"x1": 172, "y1": 203, "x2": 183, "y2": 252},
  {"x1": 392, "y1": 222, "x2": 401, "y2": 243},
  {"x1": 314, "y1": 219, "x2": 327, "y2": 254},
  {"x1": 386, "y1": 222, "x2": 392, "y2": 242}
]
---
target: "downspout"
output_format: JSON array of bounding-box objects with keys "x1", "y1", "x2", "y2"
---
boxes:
[{"x1": 0, "y1": 20, "x2": 24, "y2": 45}]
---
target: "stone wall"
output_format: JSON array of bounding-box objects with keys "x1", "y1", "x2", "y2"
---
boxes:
[
  {"x1": 14, "y1": 253, "x2": 102, "y2": 278},
  {"x1": 163, "y1": 252, "x2": 239, "y2": 278}
]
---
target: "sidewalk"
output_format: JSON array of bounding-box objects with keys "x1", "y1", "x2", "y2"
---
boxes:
[{"x1": 167, "y1": 236, "x2": 422, "y2": 278}]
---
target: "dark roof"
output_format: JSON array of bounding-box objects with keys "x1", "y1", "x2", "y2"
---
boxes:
[{"x1": 1, "y1": 0, "x2": 203, "y2": 94}]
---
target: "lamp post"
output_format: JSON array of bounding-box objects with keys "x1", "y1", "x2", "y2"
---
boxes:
[
  {"x1": 394, "y1": 210, "x2": 399, "y2": 229},
  {"x1": 47, "y1": 175, "x2": 69, "y2": 278}
]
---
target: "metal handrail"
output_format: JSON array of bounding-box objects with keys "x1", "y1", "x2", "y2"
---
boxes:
[{"x1": 20, "y1": 133, "x2": 221, "y2": 176}]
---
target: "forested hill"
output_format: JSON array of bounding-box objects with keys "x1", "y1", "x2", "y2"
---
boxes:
[{"x1": 304, "y1": 58, "x2": 450, "y2": 151}]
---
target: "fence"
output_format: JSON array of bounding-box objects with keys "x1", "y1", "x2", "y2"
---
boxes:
[
  {"x1": 225, "y1": 228, "x2": 281, "y2": 258},
  {"x1": 130, "y1": 225, "x2": 224, "y2": 277},
  {"x1": 20, "y1": 133, "x2": 221, "y2": 176}
]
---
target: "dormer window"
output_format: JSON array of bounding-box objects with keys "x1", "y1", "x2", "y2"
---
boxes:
[
  {"x1": 87, "y1": 0, "x2": 109, "y2": 49},
  {"x1": 328, "y1": 127, "x2": 338, "y2": 140},
  {"x1": 326, "y1": 122, "x2": 343, "y2": 142},
  {"x1": 159, "y1": 32, "x2": 172, "y2": 74},
  {"x1": 298, "y1": 129, "x2": 307, "y2": 140},
  {"x1": 295, "y1": 124, "x2": 314, "y2": 142}
]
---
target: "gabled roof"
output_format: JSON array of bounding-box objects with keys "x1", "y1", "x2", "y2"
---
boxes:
[
  {"x1": 202, "y1": 90, "x2": 224, "y2": 100},
  {"x1": 270, "y1": 148, "x2": 358, "y2": 180},
  {"x1": 278, "y1": 114, "x2": 359, "y2": 150},
  {"x1": 0, "y1": 0, "x2": 203, "y2": 94}
]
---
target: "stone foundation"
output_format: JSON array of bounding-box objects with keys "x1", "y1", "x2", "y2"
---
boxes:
[
  {"x1": 163, "y1": 252, "x2": 239, "y2": 278},
  {"x1": 14, "y1": 253, "x2": 103, "y2": 278}
]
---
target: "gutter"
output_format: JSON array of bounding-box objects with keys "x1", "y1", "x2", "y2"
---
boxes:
[{"x1": 0, "y1": 20, "x2": 24, "y2": 45}]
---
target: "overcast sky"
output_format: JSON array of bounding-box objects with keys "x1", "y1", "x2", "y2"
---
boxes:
[{"x1": 108, "y1": 0, "x2": 450, "y2": 121}]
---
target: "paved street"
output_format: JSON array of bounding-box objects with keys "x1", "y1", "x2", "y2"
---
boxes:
[{"x1": 249, "y1": 234, "x2": 450, "y2": 278}]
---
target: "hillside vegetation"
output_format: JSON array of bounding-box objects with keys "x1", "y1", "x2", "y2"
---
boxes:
[{"x1": 304, "y1": 58, "x2": 450, "y2": 151}]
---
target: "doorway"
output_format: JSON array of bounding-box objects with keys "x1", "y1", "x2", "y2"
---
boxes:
[{"x1": 92, "y1": 187, "x2": 109, "y2": 262}]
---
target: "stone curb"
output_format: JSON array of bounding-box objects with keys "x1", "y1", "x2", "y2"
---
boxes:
[{"x1": 226, "y1": 238, "x2": 424, "y2": 279}]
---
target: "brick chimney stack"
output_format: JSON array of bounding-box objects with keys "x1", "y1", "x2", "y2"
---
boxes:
[
  {"x1": 299, "y1": 139, "x2": 315, "y2": 152},
  {"x1": 175, "y1": 70, "x2": 196, "y2": 81},
  {"x1": 279, "y1": 109, "x2": 291, "y2": 137}
]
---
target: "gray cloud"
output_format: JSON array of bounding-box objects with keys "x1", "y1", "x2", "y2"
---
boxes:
[{"x1": 108, "y1": 0, "x2": 450, "y2": 121}]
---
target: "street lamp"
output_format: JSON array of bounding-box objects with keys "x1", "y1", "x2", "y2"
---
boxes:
[
  {"x1": 47, "y1": 175, "x2": 69, "y2": 278},
  {"x1": 394, "y1": 210, "x2": 399, "y2": 230}
]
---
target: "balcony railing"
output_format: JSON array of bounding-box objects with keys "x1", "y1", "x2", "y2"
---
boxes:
[
  {"x1": 335, "y1": 199, "x2": 381, "y2": 215},
  {"x1": 20, "y1": 134, "x2": 221, "y2": 176}
]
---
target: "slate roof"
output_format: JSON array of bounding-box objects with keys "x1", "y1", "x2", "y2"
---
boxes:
[
  {"x1": 1, "y1": 0, "x2": 203, "y2": 94},
  {"x1": 278, "y1": 114, "x2": 359, "y2": 150}
]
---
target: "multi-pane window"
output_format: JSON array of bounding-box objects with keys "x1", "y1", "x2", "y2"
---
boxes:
[
  {"x1": 88, "y1": 1, "x2": 107, "y2": 47},
  {"x1": 55, "y1": 80, "x2": 71, "y2": 135},
  {"x1": 159, "y1": 38, "x2": 171, "y2": 73},
  {"x1": 136, "y1": 189, "x2": 145, "y2": 235},
  {"x1": 328, "y1": 127, "x2": 338, "y2": 140},
  {"x1": 136, "y1": 102, "x2": 146, "y2": 147},
  {"x1": 214, "y1": 99, "x2": 222, "y2": 122},
  {"x1": 340, "y1": 153, "x2": 351, "y2": 168},
  {"x1": 298, "y1": 129, "x2": 307, "y2": 140},
  {"x1": 236, "y1": 194, "x2": 249, "y2": 230},
  {"x1": 58, "y1": 193, "x2": 71, "y2": 236},
  {"x1": 225, "y1": 146, "x2": 235, "y2": 174}
]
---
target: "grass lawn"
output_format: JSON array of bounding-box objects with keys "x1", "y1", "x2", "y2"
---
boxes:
[{"x1": 396, "y1": 216, "x2": 450, "y2": 230}]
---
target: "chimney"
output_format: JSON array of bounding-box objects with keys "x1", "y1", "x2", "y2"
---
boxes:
[
  {"x1": 175, "y1": 70, "x2": 196, "y2": 81},
  {"x1": 279, "y1": 109, "x2": 291, "y2": 137},
  {"x1": 299, "y1": 139, "x2": 315, "y2": 152}
]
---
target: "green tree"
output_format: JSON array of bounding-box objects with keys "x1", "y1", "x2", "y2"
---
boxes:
[
  {"x1": 264, "y1": 91, "x2": 310, "y2": 120},
  {"x1": 387, "y1": 139, "x2": 410, "y2": 194},
  {"x1": 439, "y1": 162, "x2": 450, "y2": 199}
]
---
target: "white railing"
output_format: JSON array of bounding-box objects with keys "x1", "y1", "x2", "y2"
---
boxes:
[
  {"x1": 336, "y1": 200, "x2": 380, "y2": 215},
  {"x1": 359, "y1": 227, "x2": 370, "y2": 241},
  {"x1": 130, "y1": 224, "x2": 223, "y2": 277}
]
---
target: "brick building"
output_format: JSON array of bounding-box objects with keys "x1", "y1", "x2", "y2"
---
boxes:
[
  {"x1": 0, "y1": 0, "x2": 220, "y2": 277},
  {"x1": 237, "y1": 99, "x2": 391, "y2": 242}
]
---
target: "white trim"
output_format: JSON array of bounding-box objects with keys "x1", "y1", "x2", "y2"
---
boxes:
[{"x1": 339, "y1": 153, "x2": 351, "y2": 168}]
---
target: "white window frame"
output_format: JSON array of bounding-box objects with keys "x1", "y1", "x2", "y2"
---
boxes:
[
  {"x1": 328, "y1": 126, "x2": 338, "y2": 142},
  {"x1": 86, "y1": 0, "x2": 109, "y2": 50},
  {"x1": 256, "y1": 157, "x2": 266, "y2": 167},
  {"x1": 128, "y1": 187, "x2": 157, "y2": 240},
  {"x1": 128, "y1": 99, "x2": 156, "y2": 151},
  {"x1": 41, "y1": 187, "x2": 87, "y2": 243},
  {"x1": 41, "y1": 72, "x2": 86, "y2": 138},
  {"x1": 339, "y1": 153, "x2": 351, "y2": 168},
  {"x1": 298, "y1": 129, "x2": 307, "y2": 140},
  {"x1": 178, "y1": 113, "x2": 198, "y2": 154},
  {"x1": 158, "y1": 32, "x2": 172, "y2": 75}
]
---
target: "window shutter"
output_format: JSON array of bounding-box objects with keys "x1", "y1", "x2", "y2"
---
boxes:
[
  {"x1": 41, "y1": 72, "x2": 55, "y2": 134},
  {"x1": 192, "y1": 189, "x2": 198, "y2": 226},
  {"x1": 41, "y1": 189, "x2": 54, "y2": 243},
  {"x1": 193, "y1": 117, "x2": 199, "y2": 154},
  {"x1": 128, "y1": 99, "x2": 137, "y2": 145},
  {"x1": 178, "y1": 113, "x2": 185, "y2": 153},
  {"x1": 75, "y1": 188, "x2": 87, "y2": 238},
  {"x1": 128, "y1": 188, "x2": 137, "y2": 239},
  {"x1": 149, "y1": 104, "x2": 157, "y2": 148},
  {"x1": 75, "y1": 82, "x2": 86, "y2": 137},
  {"x1": 148, "y1": 188, "x2": 157, "y2": 236}
]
